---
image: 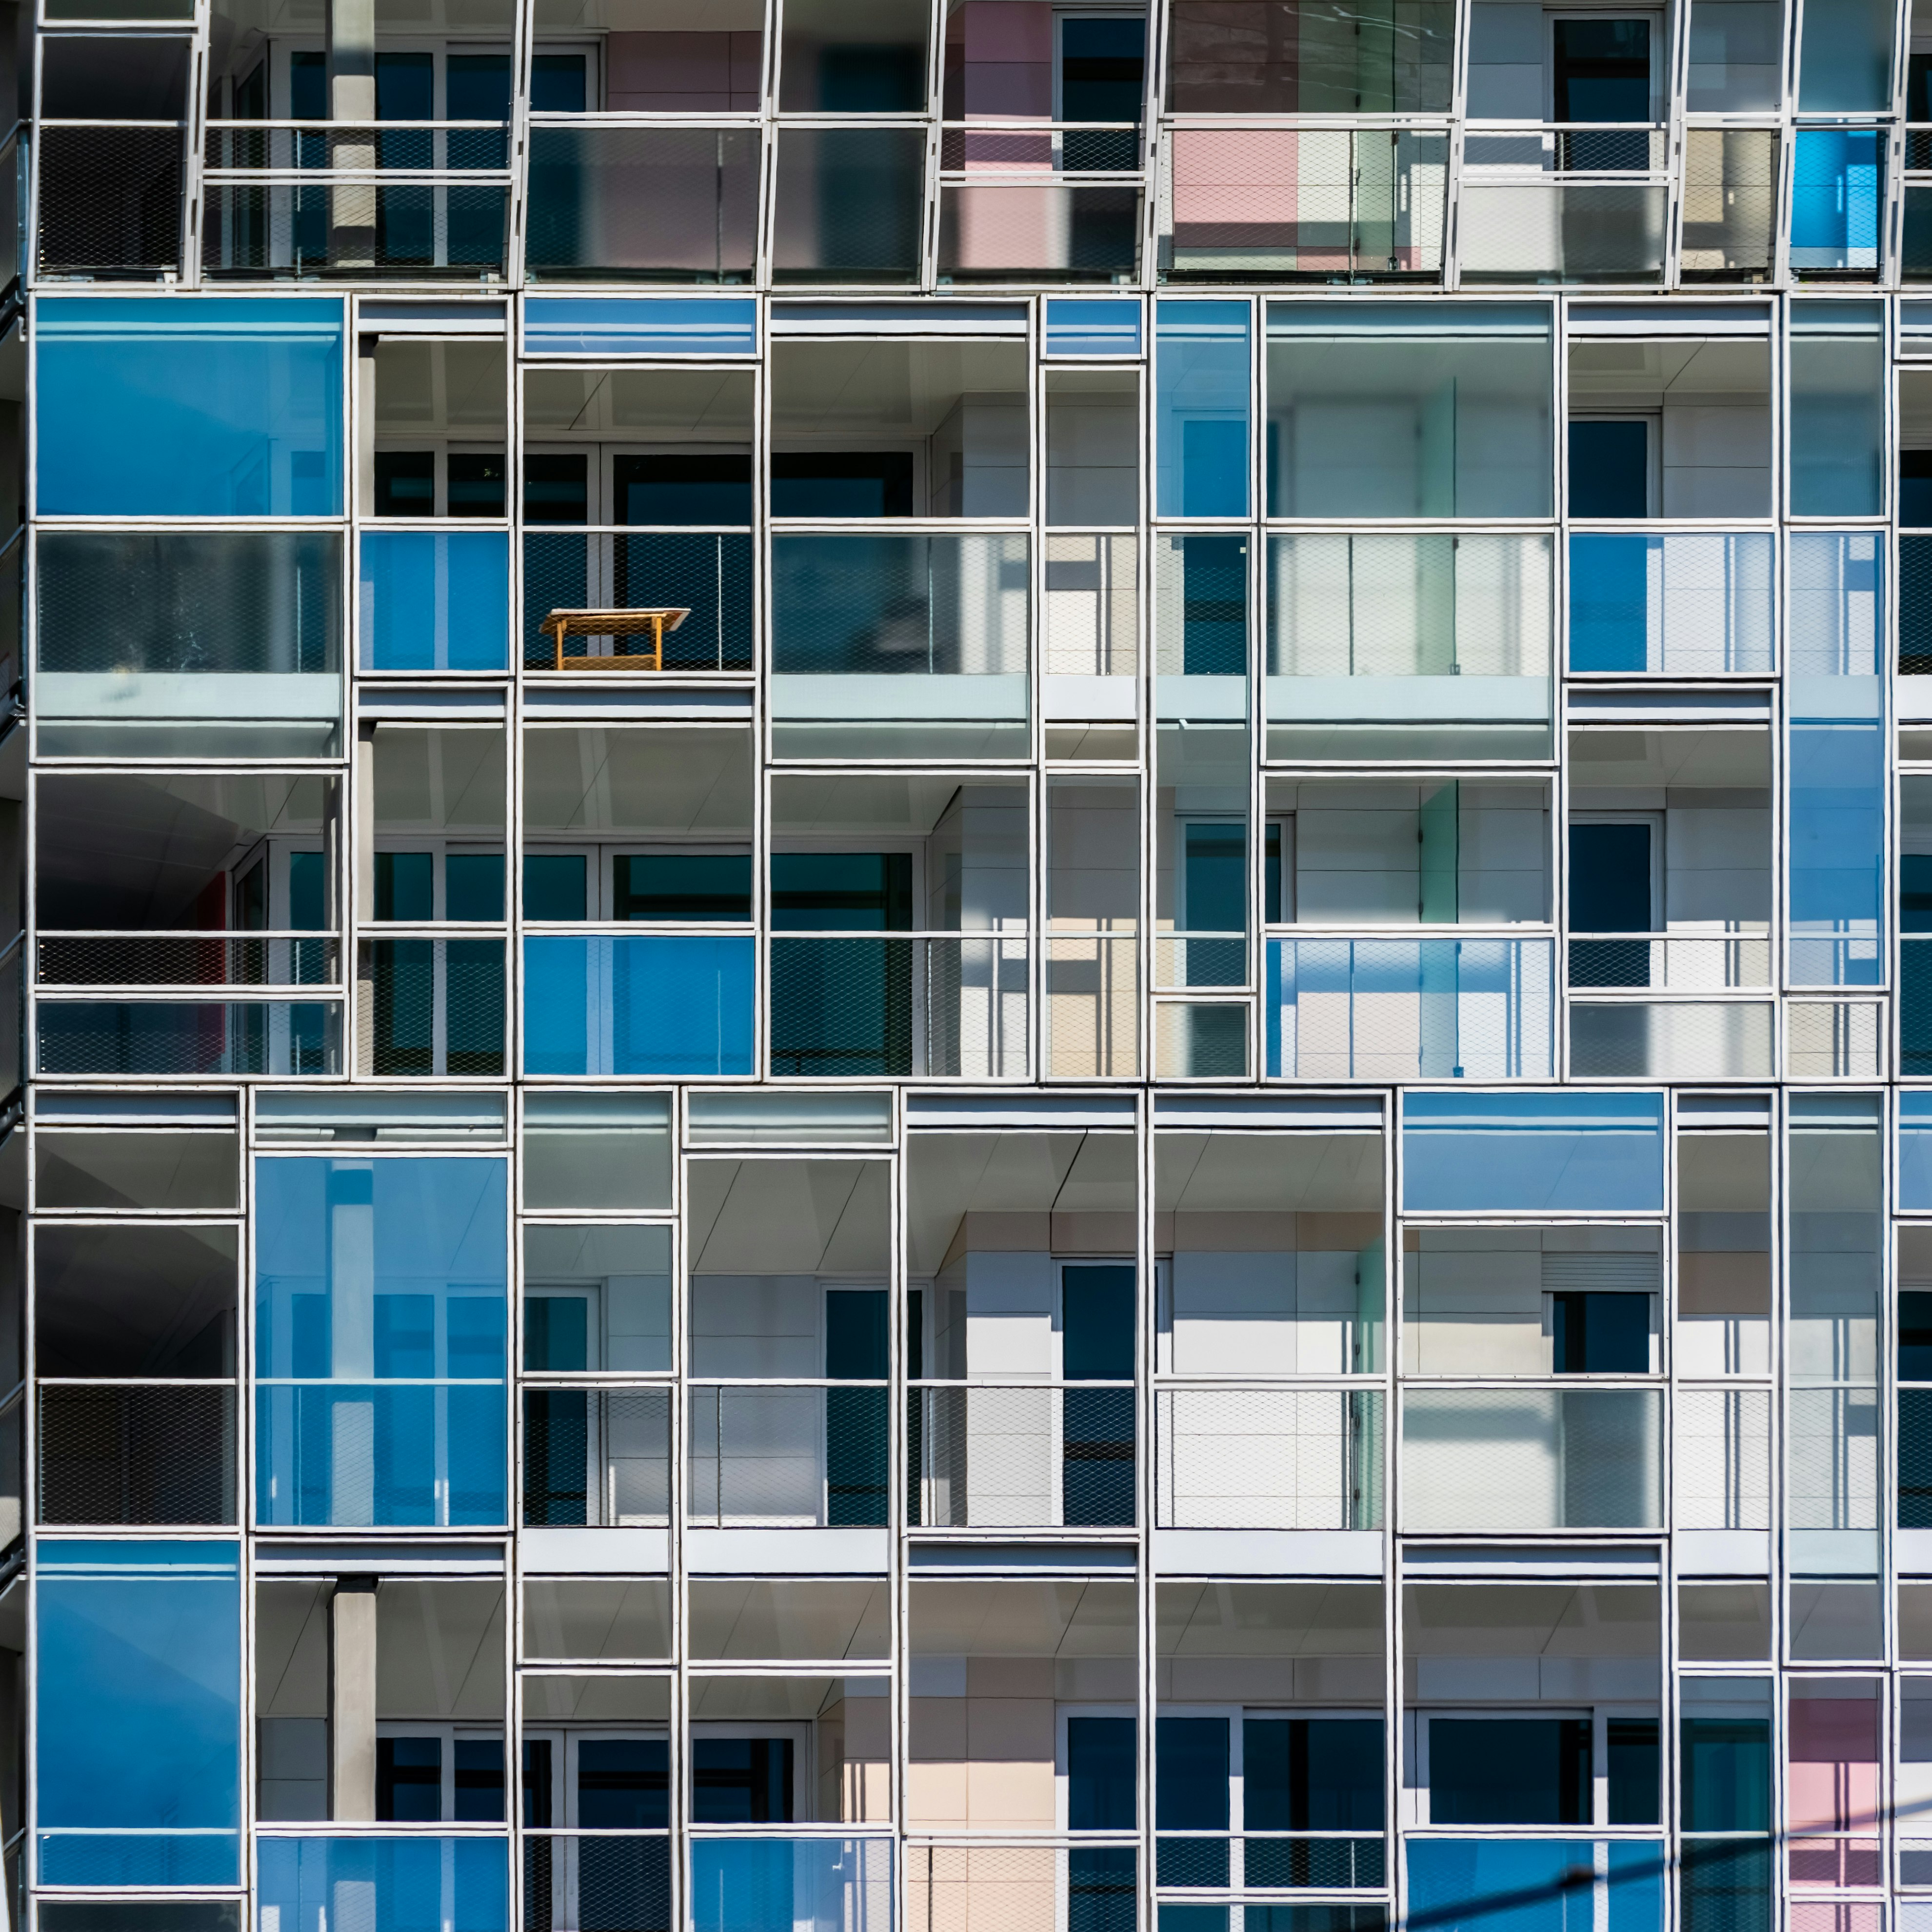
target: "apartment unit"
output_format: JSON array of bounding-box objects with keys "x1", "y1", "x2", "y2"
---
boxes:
[{"x1": 15, "y1": 0, "x2": 1932, "y2": 1930}]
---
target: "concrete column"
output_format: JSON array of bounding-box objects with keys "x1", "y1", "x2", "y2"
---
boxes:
[
  {"x1": 326, "y1": 0, "x2": 377, "y2": 264},
  {"x1": 329, "y1": 1578, "x2": 378, "y2": 1820}
]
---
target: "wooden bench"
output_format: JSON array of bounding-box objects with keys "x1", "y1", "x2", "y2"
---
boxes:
[{"x1": 540, "y1": 607, "x2": 690, "y2": 672}]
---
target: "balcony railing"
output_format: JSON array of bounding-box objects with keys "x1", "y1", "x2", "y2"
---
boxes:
[
  {"x1": 36, "y1": 932, "x2": 339, "y2": 993},
  {"x1": 908, "y1": 1843, "x2": 1135, "y2": 1932},
  {"x1": 1569, "y1": 998, "x2": 1776, "y2": 1079},
  {"x1": 522, "y1": 531, "x2": 753, "y2": 673},
  {"x1": 523, "y1": 1388, "x2": 670, "y2": 1527},
  {"x1": 1568, "y1": 532, "x2": 1775, "y2": 675},
  {"x1": 360, "y1": 528, "x2": 511, "y2": 674},
  {"x1": 1155, "y1": 1386, "x2": 1381, "y2": 1531},
  {"x1": 768, "y1": 934, "x2": 1029, "y2": 1079},
  {"x1": 525, "y1": 1834, "x2": 670, "y2": 1932},
  {"x1": 202, "y1": 121, "x2": 511, "y2": 277},
  {"x1": 911, "y1": 1382, "x2": 1135, "y2": 1529},
  {"x1": 1459, "y1": 124, "x2": 1669, "y2": 282},
  {"x1": 1155, "y1": 931, "x2": 1245, "y2": 991},
  {"x1": 1156, "y1": 126, "x2": 1447, "y2": 283},
  {"x1": 1155, "y1": 1832, "x2": 1385, "y2": 1891},
  {"x1": 1567, "y1": 931, "x2": 1773, "y2": 990},
  {"x1": 688, "y1": 1382, "x2": 888, "y2": 1527},
  {"x1": 1045, "y1": 931, "x2": 1139, "y2": 1077},
  {"x1": 941, "y1": 122, "x2": 1143, "y2": 174},
  {"x1": 1265, "y1": 937, "x2": 1556, "y2": 1082},
  {"x1": 37, "y1": 996, "x2": 340, "y2": 1078},
  {"x1": 1681, "y1": 127, "x2": 1778, "y2": 282},
  {"x1": 38, "y1": 1380, "x2": 235, "y2": 1526},
  {"x1": 1675, "y1": 1385, "x2": 1771, "y2": 1531},
  {"x1": 37, "y1": 120, "x2": 179, "y2": 277},
  {"x1": 1399, "y1": 1385, "x2": 1663, "y2": 1532},
  {"x1": 359, "y1": 934, "x2": 505, "y2": 1078}
]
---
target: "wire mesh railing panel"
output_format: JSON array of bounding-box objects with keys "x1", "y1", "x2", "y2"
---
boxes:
[
  {"x1": 358, "y1": 938, "x2": 505, "y2": 1078},
  {"x1": 37, "y1": 123, "x2": 181, "y2": 275},
  {"x1": 770, "y1": 938, "x2": 915, "y2": 1078},
  {"x1": 1905, "y1": 535, "x2": 1932, "y2": 673},
  {"x1": 37, "y1": 935, "x2": 339, "y2": 991},
  {"x1": 1681, "y1": 128, "x2": 1779, "y2": 279},
  {"x1": 1675, "y1": 1387, "x2": 1772, "y2": 1530},
  {"x1": 1045, "y1": 934, "x2": 1139, "y2": 1077},
  {"x1": 39, "y1": 1383, "x2": 235, "y2": 1525},
  {"x1": 1459, "y1": 179, "x2": 1668, "y2": 280},
  {"x1": 1266, "y1": 533, "x2": 1553, "y2": 680},
  {"x1": 1044, "y1": 535, "x2": 1138, "y2": 677},
  {"x1": 521, "y1": 532, "x2": 755, "y2": 672},
  {"x1": 1240, "y1": 1835, "x2": 1387, "y2": 1889},
  {"x1": 1681, "y1": 1838, "x2": 1774, "y2": 1932},
  {"x1": 1567, "y1": 935, "x2": 1772, "y2": 990},
  {"x1": 920, "y1": 937, "x2": 1030, "y2": 1079},
  {"x1": 914, "y1": 1385, "x2": 1134, "y2": 1527},
  {"x1": 937, "y1": 181, "x2": 1143, "y2": 280},
  {"x1": 525, "y1": 124, "x2": 760, "y2": 280},
  {"x1": 523, "y1": 1389, "x2": 671, "y2": 1528},
  {"x1": 907, "y1": 1844, "x2": 1136, "y2": 1932},
  {"x1": 688, "y1": 1384, "x2": 887, "y2": 1527},
  {"x1": 1268, "y1": 939, "x2": 1556, "y2": 1082},
  {"x1": 1788, "y1": 1386, "x2": 1880, "y2": 1532},
  {"x1": 522, "y1": 1835, "x2": 672, "y2": 1932},
  {"x1": 939, "y1": 123, "x2": 1144, "y2": 172},
  {"x1": 37, "y1": 1000, "x2": 340, "y2": 1077},
  {"x1": 1157, "y1": 1387, "x2": 1381, "y2": 1530},
  {"x1": 1568, "y1": 1000, "x2": 1777, "y2": 1080},
  {"x1": 770, "y1": 535, "x2": 1030, "y2": 677},
  {"x1": 37, "y1": 530, "x2": 343, "y2": 675},
  {"x1": 200, "y1": 182, "x2": 509, "y2": 275},
  {"x1": 1792, "y1": 998, "x2": 1885, "y2": 1078},
  {"x1": 203, "y1": 122, "x2": 510, "y2": 171},
  {"x1": 1401, "y1": 1387, "x2": 1662, "y2": 1532}
]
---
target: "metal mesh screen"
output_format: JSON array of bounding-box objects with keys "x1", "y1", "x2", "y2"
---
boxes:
[
  {"x1": 1241, "y1": 1837, "x2": 1386, "y2": 1889},
  {"x1": 688, "y1": 1385, "x2": 883, "y2": 1526},
  {"x1": 1154, "y1": 1001, "x2": 1248, "y2": 1076},
  {"x1": 524, "y1": 1836, "x2": 671, "y2": 1932},
  {"x1": 1791, "y1": 999, "x2": 1886, "y2": 1079},
  {"x1": 1401, "y1": 1387, "x2": 1662, "y2": 1532},
  {"x1": 920, "y1": 937, "x2": 1029, "y2": 1079},
  {"x1": 1044, "y1": 535, "x2": 1137, "y2": 676},
  {"x1": 1568, "y1": 1001, "x2": 1776, "y2": 1080},
  {"x1": 937, "y1": 182, "x2": 1142, "y2": 280},
  {"x1": 1681, "y1": 1839, "x2": 1774, "y2": 1932},
  {"x1": 1157, "y1": 1387, "x2": 1382, "y2": 1530},
  {"x1": 1675, "y1": 1387, "x2": 1772, "y2": 1530},
  {"x1": 526, "y1": 125, "x2": 759, "y2": 279},
  {"x1": 37, "y1": 1000, "x2": 339, "y2": 1077},
  {"x1": 38, "y1": 124, "x2": 182, "y2": 274},
  {"x1": 771, "y1": 125, "x2": 926, "y2": 281},
  {"x1": 38, "y1": 936, "x2": 338, "y2": 989},
  {"x1": 359, "y1": 939, "x2": 504, "y2": 1077},
  {"x1": 770, "y1": 937, "x2": 914, "y2": 1077},
  {"x1": 202, "y1": 183, "x2": 509, "y2": 275},
  {"x1": 38, "y1": 530, "x2": 342, "y2": 676},
  {"x1": 1460, "y1": 180, "x2": 1667, "y2": 280},
  {"x1": 1904, "y1": 535, "x2": 1932, "y2": 672},
  {"x1": 523, "y1": 1389, "x2": 671, "y2": 1528},
  {"x1": 915, "y1": 1386, "x2": 1134, "y2": 1528},
  {"x1": 522, "y1": 533, "x2": 755, "y2": 671},
  {"x1": 1046, "y1": 935, "x2": 1139, "y2": 1077},
  {"x1": 906, "y1": 1844, "x2": 1066, "y2": 1932},
  {"x1": 39, "y1": 1383, "x2": 235, "y2": 1525}
]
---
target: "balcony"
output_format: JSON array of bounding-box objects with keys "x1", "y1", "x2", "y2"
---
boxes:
[
  {"x1": 768, "y1": 936, "x2": 1029, "y2": 1079},
  {"x1": 525, "y1": 124, "x2": 758, "y2": 283},
  {"x1": 1399, "y1": 1386, "x2": 1663, "y2": 1531},
  {"x1": 523, "y1": 1389, "x2": 670, "y2": 1527},
  {"x1": 522, "y1": 532, "x2": 753, "y2": 673},
  {"x1": 937, "y1": 121, "x2": 1142, "y2": 284},
  {"x1": 1568, "y1": 533, "x2": 1775, "y2": 675},
  {"x1": 1155, "y1": 1387, "x2": 1381, "y2": 1530},
  {"x1": 1264, "y1": 937, "x2": 1557, "y2": 1081},
  {"x1": 1155, "y1": 126, "x2": 1447, "y2": 283},
  {"x1": 770, "y1": 533, "x2": 1030, "y2": 758},
  {"x1": 1458, "y1": 125, "x2": 1669, "y2": 282},
  {"x1": 201, "y1": 122, "x2": 511, "y2": 278},
  {"x1": 911, "y1": 1383, "x2": 1134, "y2": 1529},
  {"x1": 688, "y1": 1384, "x2": 889, "y2": 1528},
  {"x1": 1264, "y1": 533, "x2": 1554, "y2": 762}
]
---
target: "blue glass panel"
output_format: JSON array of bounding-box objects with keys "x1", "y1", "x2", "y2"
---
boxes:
[
  {"x1": 1791, "y1": 130, "x2": 1883, "y2": 271},
  {"x1": 38, "y1": 1002, "x2": 340, "y2": 1077},
  {"x1": 255, "y1": 1157, "x2": 508, "y2": 1527},
  {"x1": 523, "y1": 299, "x2": 758, "y2": 357},
  {"x1": 1402, "y1": 1091, "x2": 1665, "y2": 1214},
  {"x1": 1046, "y1": 297, "x2": 1143, "y2": 356},
  {"x1": 1155, "y1": 301, "x2": 1250, "y2": 517},
  {"x1": 37, "y1": 299, "x2": 344, "y2": 516},
  {"x1": 1903, "y1": 1096, "x2": 1932, "y2": 1210},
  {"x1": 1567, "y1": 533, "x2": 1775, "y2": 676},
  {"x1": 689, "y1": 1837, "x2": 892, "y2": 1932},
  {"x1": 1407, "y1": 1839, "x2": 1663, "y2": 1932},
  {"x1": 258, "y1": 1837, "x2": 508, "y2": 1932},
  {"x1": 35, "y1": 1540, "x2": 240, "y2": 1886},
  {"x1": 360, "y1": 530, "x2": 511, "y2": 672},
  {"x1": 522, "y1": 936, "x2": 755, "y2": 1076}
]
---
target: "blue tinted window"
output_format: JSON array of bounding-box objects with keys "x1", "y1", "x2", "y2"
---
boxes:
[
  {"x1": 1903, "y1": 1096, "x2": 1932, "y2": 1210},
  {"x1": 258, "y1": 1837, "x2": 508, "y2": 1932},
  {"x1": 1156, "y1": 1718, "x2": 1228, "y2": 1830},
  {"x1": 360, "y1": 531, "x2": 511, "y2": 674},
  {"x1": 1155, "y1": 302, "x2": 1250, "y2": 518},
  {"x1": 36, "y1": 1540, "x2": 240, "y2": 1886},
  {"x1": 255, "y1": 1158, "x2": 508, "y2": 1527},
  {"x1": 1791, "y1": 130, "x2": 1884, "y2": 272},
  {"x1": 38, "y1": 299, "x2": 344, "y2": 516},
  {"x1": 1409, "y1": 1839, "x2": 1662, "y2": 1932},
  {"x1": 523, "y1": 299, "x2": 757, "y2": 357},
  {"x1": 1046, "y1": 298, "x2": 1142, "y2": 357},
  {"x1": 690, "y1": 1840, "x2": 890, "y2": 1932},
  {"x1": 1068, "y1": 1716, "x2": 1136, "y2": 1830},
  {"x1": 522, "y1": 936, "x2": 755, "y2": 1076},
  {"x1": 1402, "y1": 1092, "x2": 1665, "y2": 1213}
]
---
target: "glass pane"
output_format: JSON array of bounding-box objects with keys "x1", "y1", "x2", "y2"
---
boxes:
[{"x1": 1155, "y1": 300, "x2": 1250, "y2": 517}]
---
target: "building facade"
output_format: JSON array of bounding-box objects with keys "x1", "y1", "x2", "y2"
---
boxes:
[{"x1": 16, "y1": 3, "x2": 1932, "y2": 1932}]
